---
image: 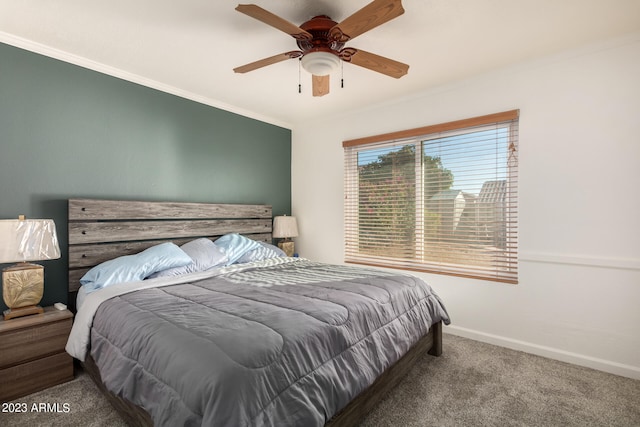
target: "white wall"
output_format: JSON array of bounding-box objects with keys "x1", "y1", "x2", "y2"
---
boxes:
[{"x1": 291, "y1": 33, "x2": 640, "y2": 379}]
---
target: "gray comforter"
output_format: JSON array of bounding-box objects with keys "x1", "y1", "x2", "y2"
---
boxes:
[{"x1": 89, "y1": 259, "x2": 450, "y2": 426}]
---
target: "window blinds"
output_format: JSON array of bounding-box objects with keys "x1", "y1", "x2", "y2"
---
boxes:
[{"x1": 343, "y1": 110, "x2": 519, "y2": 283}]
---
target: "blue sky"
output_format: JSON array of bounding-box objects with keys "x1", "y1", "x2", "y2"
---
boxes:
[{"x1": 357, "y1": 127, "x2": 509, "y2": 195}]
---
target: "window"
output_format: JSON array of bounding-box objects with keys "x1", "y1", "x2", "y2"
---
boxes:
[{"x1": 344, "y1": 110, "x2": 519, "y2": 283}]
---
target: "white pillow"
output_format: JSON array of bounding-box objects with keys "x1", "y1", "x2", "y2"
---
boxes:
[{"x1": 150, "y1": 238, "x2": 229, "y2": 278}]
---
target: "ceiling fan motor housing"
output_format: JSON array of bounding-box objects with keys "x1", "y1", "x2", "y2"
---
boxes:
[{"x1": 297, "y1": 15, "x2": 345, "y2": 50}]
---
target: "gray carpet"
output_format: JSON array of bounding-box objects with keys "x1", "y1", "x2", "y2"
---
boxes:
[{"x1": 4, "y1": 334, "x2": 639, "y2": 426}]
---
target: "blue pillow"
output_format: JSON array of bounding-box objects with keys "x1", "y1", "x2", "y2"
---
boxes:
[
  {"x1": 80, "y1": 242, "x2": 193, "y2": 293},
  {"x1": 235, "y1": 241, "x2": 285, "y2": 264},
  {"x1": 149, "y1": 238, "x2": 229, "y2": 278},
  {"x1": 214, "y1": 233, "x2": 261, "y2": 265}
]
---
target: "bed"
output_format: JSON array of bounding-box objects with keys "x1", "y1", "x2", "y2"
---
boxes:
[{"x1": 65, "y1": 198, "x2": 450, "y2": 427}]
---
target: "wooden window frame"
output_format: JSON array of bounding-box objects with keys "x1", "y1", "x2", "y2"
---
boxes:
[{"x1": 343, "y1": 110, "x2": 519, "y2": 284}]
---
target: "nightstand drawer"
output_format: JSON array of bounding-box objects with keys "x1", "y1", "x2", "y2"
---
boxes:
[
  {"x1": 0, "y1": 318, "x2": 72, "y2": 367},
  {"x1": 0, "y1": 351, "x2": 73, "y2": 401}
]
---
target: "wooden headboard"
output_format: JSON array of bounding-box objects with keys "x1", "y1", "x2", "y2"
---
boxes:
[{"x1": 68, "y1": 199, "x2": 272, "y2": 293}]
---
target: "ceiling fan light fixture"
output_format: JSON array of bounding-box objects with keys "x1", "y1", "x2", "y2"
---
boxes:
[{"x1": 301, "y1": 51, "x2": 340, "y2": 76}]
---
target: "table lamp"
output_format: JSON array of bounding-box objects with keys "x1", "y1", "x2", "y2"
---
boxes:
[
  {"x1": 273, "y1": 215, "x2": 299, "y2": 257},
  {"x1": 0, "y1": 216, "x2": 61, "y2": 320}
]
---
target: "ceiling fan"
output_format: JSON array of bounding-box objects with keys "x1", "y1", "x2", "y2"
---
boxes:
[{"x1": 233, "y1": 0, "x2": 409, "y2": 97}]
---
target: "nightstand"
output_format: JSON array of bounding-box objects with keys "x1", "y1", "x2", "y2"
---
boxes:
[{"x1": 0, "y1": 306, "x2": 74, "y2": 401}]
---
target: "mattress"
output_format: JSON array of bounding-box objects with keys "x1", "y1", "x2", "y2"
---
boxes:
[{"x1": 67, "y1": 258, "x2": 450, "y2": 426}]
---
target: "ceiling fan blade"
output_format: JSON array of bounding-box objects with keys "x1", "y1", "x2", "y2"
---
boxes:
[
  {"x1": 330, "y1": 0, "x2": 404, "y2": 42},
  {"x1": 236, "y1": 4, "x2": 312, "y2": 41},
  {"x1": 233, "y1": 51, "x2": 302, "y2": 73},
  {"x1": 312, "y1": 75, "x2": 330, "y2": 97},
  {"x1": 340, "y1": 48, "x2": 408, "y2": 78}
]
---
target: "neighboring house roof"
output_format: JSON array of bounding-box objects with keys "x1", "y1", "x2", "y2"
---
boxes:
[
  {"x1": 478, "y1": 180, "x2": 507, "y2": 203},
  {"x1": 430, "y1": 189, "x2": 478, "y2": 201}
]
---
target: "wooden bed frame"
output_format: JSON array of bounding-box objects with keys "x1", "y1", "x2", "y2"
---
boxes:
[{"x1": 67, "y1": 198, "x2": 442, "y2": 427}]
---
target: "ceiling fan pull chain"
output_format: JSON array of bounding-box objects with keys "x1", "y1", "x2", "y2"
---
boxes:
[
  {"x1": 341, "y1": 61, "x2": 344, "y2": 88},
  {"x1": 298, "y1": 58, "x2": 302, "y2": 93}
]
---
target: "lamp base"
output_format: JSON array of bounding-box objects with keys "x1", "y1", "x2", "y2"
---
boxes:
[
  {"x1": 2, "y1": 263, "x2": 45, "y2": 319},
  {"x1": 3, "y1": 305, "x2": 44, "y2": 320},
  {"x1": 278, "y1": 241, "x2": 295, "y2": 257}
]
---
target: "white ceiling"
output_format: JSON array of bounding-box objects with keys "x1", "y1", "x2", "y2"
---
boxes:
[{"x1": 1, "y1": 0, "x2": 640, "y2": 128}]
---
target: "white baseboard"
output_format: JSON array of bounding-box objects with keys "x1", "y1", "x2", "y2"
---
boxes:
[{"x1": 444, "y1": 325, "x2": 640, "y2": 380}]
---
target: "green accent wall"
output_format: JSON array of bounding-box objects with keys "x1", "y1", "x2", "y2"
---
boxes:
[{"x1": 0, "y1": 42, "x2": 291, "y2": 311}]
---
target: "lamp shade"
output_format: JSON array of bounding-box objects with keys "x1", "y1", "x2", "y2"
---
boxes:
[
  {"x1": 0, "y1": 219, "x2": 61, "y2": 263},
  {"x1": 272, "y1": 216, "x2": 299, "y2": 239}
]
